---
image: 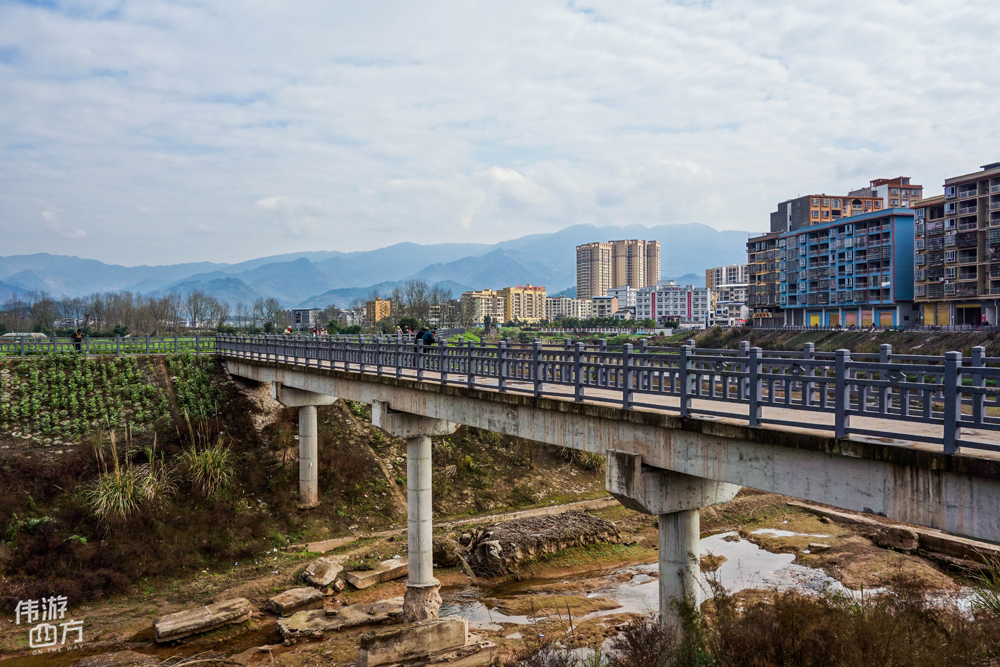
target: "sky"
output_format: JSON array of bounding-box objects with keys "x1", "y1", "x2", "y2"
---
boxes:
[{"x1": 1, "y1": 0, "x2": 999, "y2": 266}]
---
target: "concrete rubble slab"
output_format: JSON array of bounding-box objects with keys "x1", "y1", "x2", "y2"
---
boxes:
[
  {"x1": 153, "y1": 597, "x2": 252, "y2": 643},
  {"x1": 277, "y1": 597, "x2": 403, "y2": 640},
  {"x1": 302, "y1": 555, "x2": 343, "y2": 587},
  {"x1": 358, "y1": 615, "x2": 471, "y2": 667},
  {"x1": 267, "y1": 587, "x2": 326, "y2": 617},
  {"x1": 346, "y1": 558, "x2": 409, "y2": 589}
]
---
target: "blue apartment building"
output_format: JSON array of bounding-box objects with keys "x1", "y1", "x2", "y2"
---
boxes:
[{"x1": 779, "y1": 209, "x2": 918, "y2": 328}]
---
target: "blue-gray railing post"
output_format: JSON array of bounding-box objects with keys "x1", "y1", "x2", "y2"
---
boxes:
[
  {"x1": 803, "y1": 342, "x2": 815, "y2": 407},
  {"x1": 498, "y1": 341, "x2": 508, "y2": 392},
  {"x1": 574, "y1": 342, "x2": 584, "y2": 402},
  {"x1": 19, "y1": 336, "x2": 24, "y2": 357},
  {"x1": 196, "y1": 334, "x2": 200, "y2": 355},
  {"x1": 687, "y1": 339, "x2": 696, "y2": 348},
  {"x1": 174, "y1": 334, "x2": 178, "y2": 354},
  {"x1": 879, "y1": 344, "x2": 892, "y2": 412},
  {"x1": 599, "y1": 338, "x2": 607, "y2": 353},
  {"x1": 739, "y1": 341, "x2": 750, "y2": 399},
  {"x1": 467, "y1": 340, "x2": 474, "y2": 388},
  {"x1": 85, "y1": 335, "x2": 90, "y2": 355},
  {"x1": 395, "y1": 338, "x2": 402, "y2": 379},
  {"x1": 533, "y1": 339, "x2": 543, "y2": 398},
  {"x1": 376, "y1": 339, "x2": 383, "y2": 376},
  {"x1": 145, "y1": 335, "x2": 149, "y2": 354},
  {"x1": 835, "y1": 349, "x2": 851, "y2": 438},
  {"x1": 971, "y1": 346, "x2": 986, "y2": 426},
  {"x1": 678, "y1": 345, "x2": 692, "y2": 417},
  {"x1": 622, "y1": 343, "x2": 633, "y2": 410},
  {"x1": 943, "y1": 351, "x2": 962, "y2": 454},
  {"x1": 115, "y1": 335, "x2": 121, "y2": 356},
  {"x1": 748, "y1": 347, "x2": 761, "y2": 427},
  {"x1": 439, "y1": 340, "x2": 447, "y2": 386},
  {"x1": 416, "y1": 339, "x2": 425, "y2": 381}
]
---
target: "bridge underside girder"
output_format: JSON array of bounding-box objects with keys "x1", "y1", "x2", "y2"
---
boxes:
[{"x1": 228, "y1": 360, "x2": 1000, "y2": 545}]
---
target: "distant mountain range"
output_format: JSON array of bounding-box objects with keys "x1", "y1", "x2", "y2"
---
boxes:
[{"x1": 0, "y1": 223, "x2": 750, "y2": 308}]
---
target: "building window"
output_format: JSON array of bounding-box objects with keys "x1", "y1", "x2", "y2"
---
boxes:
[
  {"x1": 890, "y1": 188, "x2": 899, "y2": 195},
  {"x1": 890, "y1": 199, "x2": 899, "y2": 206},
  {"x1": 812, "y1": 198, "x2": 820, "y2": 206},
  {"x1": 823, "y1": 211, "x2": 830, "y2": 218},
  {"x1": 874, "y1": 201, "x2": 881, "y2": 209},
  {"x1": 823, "y1": 199, "x2": 830, "y2": 206},
  {"x1": 812, "y1": 211, "x2": 820, "y2": 218}
]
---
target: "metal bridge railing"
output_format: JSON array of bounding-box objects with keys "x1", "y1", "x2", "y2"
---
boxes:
[{"x1": 215, "y1": 334, "x2": 1000, "y2": 455}]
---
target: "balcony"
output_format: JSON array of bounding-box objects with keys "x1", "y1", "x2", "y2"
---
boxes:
[
  {"x1": 959, "y1": 205, "x2": 978, "y2": 215},
  {"x1": 991, "y1": 201, "x2": 1000, "y2": 210},
  {"x1": 956, "y1": 282, "x2": 979, "y2": 297},
  {"x1": 959, "y1": 190, "x2": 979, "y2": 200},
  {"x1": 992, "y1": 185, "x2": 1000, "y2": 194}
]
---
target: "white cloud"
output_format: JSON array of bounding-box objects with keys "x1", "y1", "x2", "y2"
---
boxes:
[{"x1": 0, "y1": 0, "x2": 998, "y2": 265}]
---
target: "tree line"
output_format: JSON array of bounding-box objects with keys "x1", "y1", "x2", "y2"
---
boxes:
[{"x1": 0, "y1": 280, "x2": 458, "y2": 336}]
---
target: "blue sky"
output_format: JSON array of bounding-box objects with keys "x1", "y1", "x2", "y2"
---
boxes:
[{"x1": 1, "y1": 0, "x2": 999, "y2": 265}]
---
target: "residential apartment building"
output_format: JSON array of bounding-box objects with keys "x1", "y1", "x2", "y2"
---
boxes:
[
  {"x1": 705, "y1": 264, "x2": 748, "y2": 291},
  {"x1": 592, "y1": 296, "x2": 619, "y2": 319},
  {"x1": 747, "y1": 232, "x2": 784, "y2": 325},
  {"x1": 635, "y1": 282, "x2": 712, "y2": 325},
  {"x1": 606, "y1": 286, "x2": 636, "y2": 309},
  {"x1": 780, "y1": 209, "x2": 917, "y2": 328},
  {"x1": 498, "y1": 284, "x2": 547, "y2": 323},
  {"x1": 545, "y1": 296, "x2": 593, "y2": 321},
  {"x1": 914, "y1": 162, "x2": 1000, "y2": 326},
  {"x1": 771, "y1": 193, "x2": 885, "y2": 233},
  {"x1": 849, "y1": 177, "x2": 923, "y2": 209},
  {"x1": 365, "y1": 297, "x2": 391, "y2": 324},
  {"x1": 460, "y1": 290, "x2": 505, "y2": 326},
  {"x1": 429, "y1": 300, "x2": 462, "y2": 327},
  {"x1": 576, "y1": 239, "x2": 661, "y2": 299}
]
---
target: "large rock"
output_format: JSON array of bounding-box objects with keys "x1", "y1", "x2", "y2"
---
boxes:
[
  {"x1": 467, "y1": 511, "x2": 621, "y2": 576},
  {"x1": 153, "y1": 598, "x2": 252, "y2": 643},
  {"x1": 302, "y1": 556, "x2": 343, "y2": 587},
  {"x1": 346, "y1": 558, "x2": 409, "y2": 589},
  {"x1": 358, "y1": 616, "x2": 468, "y2": 667},
  {"x1": 873, "y1": 526, "x2": 919, "y2": 552},
  {"x1": 277, "y1": 597, "x2": 403, "y2": 640},
  {"x1": 433, "y1": 537, "x2": 462, "y2": 567},
  {"x1": 267, "y1": 587, "x2": 325, "y2": 616}
]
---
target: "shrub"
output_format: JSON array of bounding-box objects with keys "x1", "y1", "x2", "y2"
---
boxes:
[
  {"x1": 972, "y1": 553, "x2": 1000, "y2": 617},
  {"x1": 179, "y1": 438, "x2": 234, "y2": 498}
]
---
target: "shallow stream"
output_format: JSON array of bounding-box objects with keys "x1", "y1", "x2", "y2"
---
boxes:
[{"x1": 439, "y1": 530, "x2": 973, "y2": 631}]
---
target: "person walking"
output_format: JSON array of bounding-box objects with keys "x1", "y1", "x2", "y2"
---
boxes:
[{"x1": 71, "y1": 329, "x2": 84, "y2": 353}]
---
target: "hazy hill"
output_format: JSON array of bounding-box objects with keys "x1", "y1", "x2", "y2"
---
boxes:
[{"x1": 0, "y1": 223, "x2": 750, "y2": 306}]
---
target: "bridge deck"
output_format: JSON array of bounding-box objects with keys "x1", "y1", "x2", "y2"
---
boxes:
[{"x1": 221, "y1": 349, "x2": 1000, "y2": 461}]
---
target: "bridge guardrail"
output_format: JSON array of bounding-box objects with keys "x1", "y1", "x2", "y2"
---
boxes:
[{"x1": 215, "y1": 334, "x2": 1000, "y2": 455}]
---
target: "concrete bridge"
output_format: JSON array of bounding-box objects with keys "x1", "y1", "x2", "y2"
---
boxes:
[{"x1": 217, "y1": 334, "x2": 1000, "y2": 631}]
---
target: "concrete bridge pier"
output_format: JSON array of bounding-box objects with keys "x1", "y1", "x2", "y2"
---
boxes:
[
  {"x1": 606, "y1": 451, "x2": 741, "y2": 638},
  {"x1": 271, "y1": 383, "x2": 337, "y2": 508},
  {"x1": 372, "y1": 401, "x2": 458, "y2": 622}
]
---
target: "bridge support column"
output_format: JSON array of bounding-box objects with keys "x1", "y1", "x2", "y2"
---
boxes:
[
  {"x1": 606, "y1": 450, "x2": 740, "y2": 640},
  {"x1": 372, "y1": 401, "x2": 458, "y2": 623},
  {"x1": 272, "y1": 383, "x2": 337, "y2": 508}
]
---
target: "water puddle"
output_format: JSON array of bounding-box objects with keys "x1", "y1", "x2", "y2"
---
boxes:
[{"x1": 750, "y1": 528, "x2": 830, "y2": 539}]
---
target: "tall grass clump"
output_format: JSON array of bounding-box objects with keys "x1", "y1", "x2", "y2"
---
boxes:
[
  {"x1": 179, "y1": 438, "x2": 234, "y2": 498},
  {"x1": 86, "y1": 432, "x2": 175, "y2": 528},
  {"x1": 972, "y1": 553, "x2": 1000, "y2": 617}
]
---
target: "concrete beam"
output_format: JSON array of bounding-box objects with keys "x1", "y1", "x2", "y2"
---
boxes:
[
  {"x1": 606, "y1": 451, "x2": 740, "y2": 515},
  {"x1": 371, "y1": 401, "x2": 458, "y2": 438},
  {"x1": 271, "y1": 383, "x2": 337, "y2": 408},
  {"x1": 226, "y1": 360, "x2": 1000, "y2": 543}
]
